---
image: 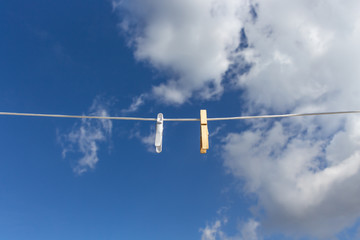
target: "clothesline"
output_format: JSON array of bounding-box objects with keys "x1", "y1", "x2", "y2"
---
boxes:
[
  {"x1": 2, "y1": 110, "x2": 360, "y2": 154},
  {"x1": 1, "y1": 110, "x2": 360, "y2": 122}
]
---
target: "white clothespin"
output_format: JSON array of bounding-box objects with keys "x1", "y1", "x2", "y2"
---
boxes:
[{"x1": 155, "y1": 113, "x2": 164, "y2": 153}]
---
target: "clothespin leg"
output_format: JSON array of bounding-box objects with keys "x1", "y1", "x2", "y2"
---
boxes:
[{"x1": 156, "y1": 145, "x2": 162, "y2": 153}]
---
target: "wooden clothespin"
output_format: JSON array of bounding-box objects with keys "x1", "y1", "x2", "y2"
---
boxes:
[
  {"x1": 155, "y1": 113, "x2": 164, "y2": 153},
  {"x1": 200, "y1": 109, "x2": 209, "y2": 154}
]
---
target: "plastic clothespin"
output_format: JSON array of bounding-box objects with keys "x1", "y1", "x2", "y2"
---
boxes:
[
  {"x1": 155, "y1": 113, "x2": 164, "y2": 153},
  {"x1": 200, "y1": 109, "x2": 209, "y2": 154}
]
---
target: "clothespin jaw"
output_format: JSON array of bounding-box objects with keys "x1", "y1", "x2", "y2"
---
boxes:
[
  {"x1": 200, "y1": 109, "x2": 209, "y2": 154},
  {"x1": 155, "y1": 113, "x2": 164, "y2": 153}
]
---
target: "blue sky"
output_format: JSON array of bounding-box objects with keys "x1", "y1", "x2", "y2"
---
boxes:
[{"x1": 2, "y1": 0, "x2": 360, "y2": 239}]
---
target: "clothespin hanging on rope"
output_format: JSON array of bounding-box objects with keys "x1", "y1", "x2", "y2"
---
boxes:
[
  {"x1": 200, "y1": 109, "x2": 209, "y2": 154},
  {"x1": 155, "y1": 113, "x2": 164, "y2": 153}
]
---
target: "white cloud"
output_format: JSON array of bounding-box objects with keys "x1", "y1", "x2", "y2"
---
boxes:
[
  {"x1": 138, "y1": 130, "x2": 156, "y2": 153},
  {"x1": 221, "y1": 0, "x2": 360, "y2": 238},
  {"x1": 59, "y1": 98, "x2": 112, "y2": 174},
  {"x1": 114, "y1": 0, "x2": 249, "y2": 104},
  {"x1": 201, "y1": 220, "x2": 223, "y2": 240},
  {"x1": 222, "y1": 116, "x2": 360, "y2": 238},
  {"x1": 130, "y1": 124, "x2": 157, "y2": 153},
  {"x1": 121, "y1": 94, "x2": 147, "y2": 114},
  {"x1": 238, "y1": 1, "x2": 360, "y2": 113},
  {"x1": 210, "y1": 125, "x2": 225, "y2": 138},
  {"x1": 240, "y1": 219, "x2": 260, "y2": 240},
  {"x1": 200, "y1": 218, "x2": 260, "y2": 240}
]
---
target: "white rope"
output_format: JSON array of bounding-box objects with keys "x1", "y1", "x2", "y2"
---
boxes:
[
  {"x1": 164, "y1": 118, "x2": 199, "y2": 122},
  {"x1": 207, "y1": 110, "x2": 360, "y2": 121},
  {"x1": 0, "y1": 112, "x2": 156, "y2": 121},
  {"x1": 1, "y1": 110, "x2": 360, "y2": 122}
]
